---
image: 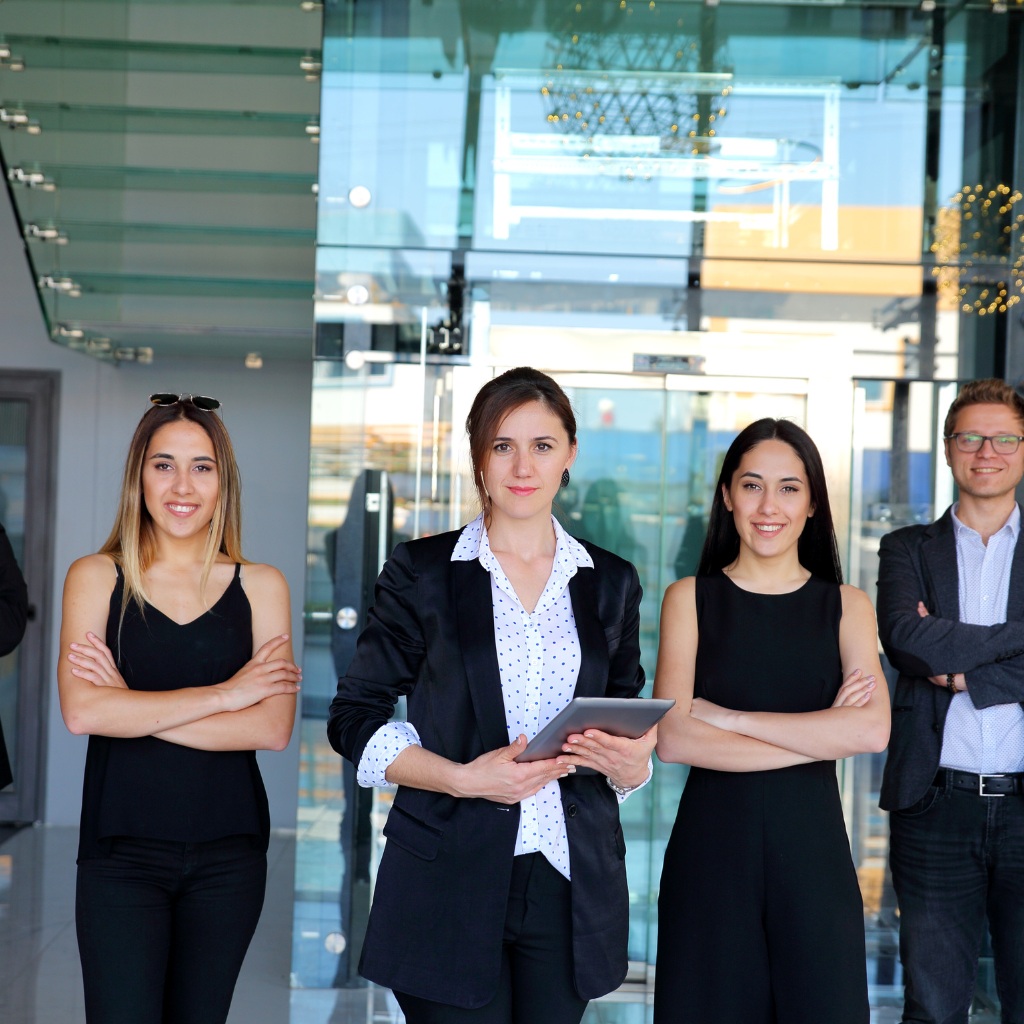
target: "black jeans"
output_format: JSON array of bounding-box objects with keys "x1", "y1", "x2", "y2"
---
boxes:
[
  {"x1": 890, "y1": 777, "x2": 1024, "y2": 1024},
  {"x1": 76, "y1": 834, "x2": 267, "y2": 1024},
  {"x1": 393, "y1": 853, "x2": 588, "y2": 1024}
]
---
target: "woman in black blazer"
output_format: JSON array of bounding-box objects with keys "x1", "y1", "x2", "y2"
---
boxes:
[{"x1": 327, "y1": 367, "x2": 655, "y2": 1024}]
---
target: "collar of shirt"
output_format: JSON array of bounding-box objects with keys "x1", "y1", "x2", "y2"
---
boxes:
[
  {"x1": 950, "y1": 502, "x2": 1021, "y2": 545},
  {"x1": 451, "y1": 513, "x2": 594, "y2": 611}
]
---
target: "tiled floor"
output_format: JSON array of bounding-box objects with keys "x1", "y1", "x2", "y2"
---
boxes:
[{"x1": 0, "y1": 824, "x2": 1000, "y2": 1024}]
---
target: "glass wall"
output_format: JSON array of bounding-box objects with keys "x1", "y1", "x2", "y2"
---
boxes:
[{"x1": 295, "y1": 2, "x2": 1023, "y2": 1020}]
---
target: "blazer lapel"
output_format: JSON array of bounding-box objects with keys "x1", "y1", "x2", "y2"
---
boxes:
[
  {"x1": 453, "y1": 559, "x2": 509, "y2": 752},
  {"x1": 1006, "y1": 503, "x2": 1024, "y2": 622},
  {"x1": 921, "y1": 510, "x2": 959, "y2": 619},
  {"x1": 569, "y1": 567, "x2": 609, "y2": 698}
]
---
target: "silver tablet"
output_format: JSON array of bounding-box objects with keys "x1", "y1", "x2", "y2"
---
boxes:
[{"x1": 513, "y1": 697, "x2": 675, "y2": 763}]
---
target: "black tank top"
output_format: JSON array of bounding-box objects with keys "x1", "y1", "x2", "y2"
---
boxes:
[{"x1": 77, "y1": 563, "x2": 270, "y2": 860}]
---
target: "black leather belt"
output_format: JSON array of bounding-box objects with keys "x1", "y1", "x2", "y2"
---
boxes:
[{"x1": 934, "y1": 768, "x2": 1024, "y2": 797}]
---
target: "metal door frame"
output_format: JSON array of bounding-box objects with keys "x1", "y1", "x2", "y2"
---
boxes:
[{"x1": 0, "y1": 371, "x2": 59, "y2": 823}]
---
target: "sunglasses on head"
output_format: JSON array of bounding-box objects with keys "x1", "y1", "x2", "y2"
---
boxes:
[{"x1": 149, "y1": 393, "x2": 221, "y2": 412}]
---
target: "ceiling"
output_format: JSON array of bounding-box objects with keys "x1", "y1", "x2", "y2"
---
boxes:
[{"x1": 0, "y1": 0, "x2": 322, "y2": 364}]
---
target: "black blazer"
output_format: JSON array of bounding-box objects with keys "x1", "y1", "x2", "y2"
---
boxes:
[
  {"x1": 877, "y1": 507, "x2": 1024, "y2": 811},
  {"x1": 0, "y1": 523, "x2": 28, "y2": 790},
  {"x1": 327, "y1": 529, "x2": 645, "y2": 1008}
]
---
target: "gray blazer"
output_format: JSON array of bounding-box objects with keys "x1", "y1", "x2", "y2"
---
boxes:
[{"x1": 877, "y1": 506, "x2": 1024, "y2": 810}]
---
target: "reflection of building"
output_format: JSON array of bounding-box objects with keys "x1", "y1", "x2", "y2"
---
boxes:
[{"x1": 2, "y1": 1, "x2": 1024, "y2": 1021}]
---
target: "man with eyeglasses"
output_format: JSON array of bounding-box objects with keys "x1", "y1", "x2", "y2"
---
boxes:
[{"x1": 877, "y1": 378, "x2": 1024, "y2": 1024}]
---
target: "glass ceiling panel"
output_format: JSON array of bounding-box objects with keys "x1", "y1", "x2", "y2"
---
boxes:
[
  {"x1": 0, "y1": 103, "x2": 315, "y2": 137},
  {"x1": 0, "y1": 0, "x2": 322, "y2": 363},
  {"x1": 6, "y1": 164, "x2": 316, "y2": 194},
  {"x1": 2, "y1": 36, "x2": 318, "y2": 77},
  {"x1": 25, "y1": 222, "x2": 315, "y2": 246},
  {"x1": 44, "y1": 273, "x2": 314, "y2": 298}
]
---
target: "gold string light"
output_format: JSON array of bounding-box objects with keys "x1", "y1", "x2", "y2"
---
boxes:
[{"x1": 931, "y1": 183, "x2": 1024, "y2": 316}]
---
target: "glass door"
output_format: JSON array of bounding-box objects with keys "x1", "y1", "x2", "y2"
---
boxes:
[
  {"x1": 0, "y1": 373, "x2": 58, "y2": 824},
  {"x1": 295, "y1": 354, "x2": 460, "y2": 1003}
]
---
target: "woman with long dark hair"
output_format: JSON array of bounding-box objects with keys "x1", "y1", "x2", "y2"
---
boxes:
[
  {"x1": 653, "y1": 417, "x2": 890, "y2": 1024},
  {"x1": 328, "y1": 366, "x2": 656, "y2": 1024},
  {"x1": 58, "y1": 394, "x2": 299, "y2": 1024}
]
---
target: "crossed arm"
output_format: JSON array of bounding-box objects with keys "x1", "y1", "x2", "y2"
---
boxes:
[
  {"x1": 877, "y1": 529, "x2": 1024, "y2": 708},
  {"x1": 653, "y1": 578, "x2": 890, "y2": 771},
  {"x1": 58, "y1": 554, "x2": 299, "y2": 751}
]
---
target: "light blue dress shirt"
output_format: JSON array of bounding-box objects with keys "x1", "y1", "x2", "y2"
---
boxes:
[{"x1": 940, "y1": 504, "x2": 1024, "y2": 773}]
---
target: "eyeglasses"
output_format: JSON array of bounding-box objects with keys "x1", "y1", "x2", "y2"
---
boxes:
[
  {"x1": 149, "y1": 393, "x2": 221, "y2": 412},
  {"x1": 945, "y1": 432, "x2": 1024, "y2": 454}
]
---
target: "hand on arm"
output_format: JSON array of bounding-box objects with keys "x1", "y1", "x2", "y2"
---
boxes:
[
  {"x1": 689, "y1": 664, "x2": 878, "y2": 731},
  {"x1": 59, "y1": 557, "x2": 299, "y2": 747},
  {"x1": 877, "y1": 530, "x2": 1024, "y2": 706},
  {"x1": 701, "y1": 586, "x2": 891, "y2": 760},
  {"x1": 914, "y1": 602, "x2": 967, "y2": 692},
  {"x1": 60, "y1": 556, "x2": 233, "y2": 737},
  {"x1": 652, "y1": 578, "x2": 819, "y2": 772},
  {"x1": 155, "y1": 564, "x2": 299, "y2": 751}
]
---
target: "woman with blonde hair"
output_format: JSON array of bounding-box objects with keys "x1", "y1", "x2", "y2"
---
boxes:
[{"x1": 58, "y1": 393, "x2": 300, "y2": 1024}]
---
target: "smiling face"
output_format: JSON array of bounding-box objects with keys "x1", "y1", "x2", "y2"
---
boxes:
[
  {"x1": 723, "y1": 439, "x2": 814, "y2": 563},
  {"x1": 141, "y1": 418, "x2": 220, "y2": 541},
  {"x1": 481, "y1": 400, "x2": 577, "y2": 527},
  {"x1": 945, "y1": 402, "x2": 1024, "y2": 506}
]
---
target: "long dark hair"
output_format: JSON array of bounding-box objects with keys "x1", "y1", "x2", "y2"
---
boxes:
[
  {"x1": 465, "y1": 367, "x2": 577, "y2": 510},
  {"x1": 696, "y1": 418, "x2": 843, "y2": 584}
]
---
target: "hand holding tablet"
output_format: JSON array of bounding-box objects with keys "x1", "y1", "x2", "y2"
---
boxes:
[{"x1": 513, "y1": 696, "x2": 675, "y2": 763}]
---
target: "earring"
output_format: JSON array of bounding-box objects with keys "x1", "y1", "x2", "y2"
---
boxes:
[
  {"x1": 479, "y1": 471, "x2": 492, "y2": 506},
  {"x1": 561, "y1": 469, "x2": 570, "y2": 488}
]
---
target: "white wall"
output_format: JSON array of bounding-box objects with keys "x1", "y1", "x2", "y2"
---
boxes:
[{"x1": 0, "y1": 184, "x2": 313, "y2": 829}]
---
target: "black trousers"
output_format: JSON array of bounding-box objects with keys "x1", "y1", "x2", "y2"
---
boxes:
[
  {"x1": 76, "y1": 834, "x2": 267, "y2": 1024},
  {"x1": 890, "y1": 779, "x2": 1024, "y2": 1024},
  {"x1": 393, "y1": 853, "x2": 588, "y2": 1024}
]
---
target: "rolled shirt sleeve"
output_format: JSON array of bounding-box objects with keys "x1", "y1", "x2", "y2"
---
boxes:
[{"x1": 356, "y1": 720, "x2": 423, "y2": 788}]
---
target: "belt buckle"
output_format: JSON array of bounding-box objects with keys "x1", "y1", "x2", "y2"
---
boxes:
[{"x1": 979, "y1": 774, "x2": 1006, "y2": 797}]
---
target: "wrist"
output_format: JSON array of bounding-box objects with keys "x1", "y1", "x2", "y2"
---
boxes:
[
  {"x1": 720, "y1": 708, "x2": 743, "y2": 733},
  {"x1": 606, "y1": 775, "x2": 640, "y2": 797},
  {"x1": 607, "y1": 760, "x2": 651, "y2": 795},
  {"x1": 448, "y1": 760, "x2": 474, "y2": 799},
  {"x1": 209, "y1": 685, "x2": 231, "y2": 713}
]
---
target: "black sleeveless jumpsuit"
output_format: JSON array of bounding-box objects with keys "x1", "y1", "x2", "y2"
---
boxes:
[{"x1": 654, "y1": 574, "x2": 869, "y2": 1024}]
